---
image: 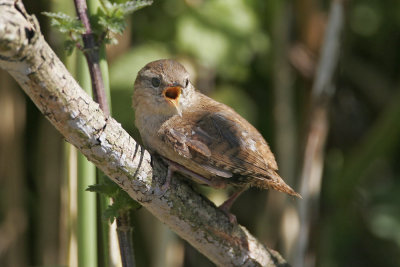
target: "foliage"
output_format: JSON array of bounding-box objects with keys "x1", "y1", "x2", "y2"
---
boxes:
[
  {"x1": 41, "y1": 12, "x2": 85, "y2": 54},
  {"x1": 96, "y1": 0, "x2": 153, "y2": 44},
  {"x1": 87, "y1": 179, "x2": 141, "y2": 223},
  {"x1": 43, "y1": 0, "x2": 152, "y2": 54}
]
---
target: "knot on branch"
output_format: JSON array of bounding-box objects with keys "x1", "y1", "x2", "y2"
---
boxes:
[{"x1": 0, "y1": 0, "x2": 39, "y2": 62}]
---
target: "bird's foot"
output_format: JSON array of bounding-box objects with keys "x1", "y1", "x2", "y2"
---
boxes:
[
  {"x1": 160, "y1": 163, "x2": 176, "y2": 195},
  {"x1": 217, "y1": 187, "x2": 247, "y2": 224},
  {"x1": 158, "y1": 157, "x2": 240, "y2": 224},
  {"x1": 218, "y1": 205, "x2": 237, "y2": 224}
]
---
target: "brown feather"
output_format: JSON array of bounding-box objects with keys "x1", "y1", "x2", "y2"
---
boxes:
[{"x1": 159, "y1": 93, "x2": 300, "y2": 197}]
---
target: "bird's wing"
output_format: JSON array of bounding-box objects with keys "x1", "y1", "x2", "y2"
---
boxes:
[
  {"x1": 160, "y1": 110, "x2": 277, "y2": 179},
  {"x1": 161, "y1": 126, "x2": 232, "y2": 178}
]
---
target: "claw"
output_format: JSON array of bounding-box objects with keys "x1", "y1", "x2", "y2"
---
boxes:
[
  {"x1": 218, "y1": 187, "x2": 247, "y2": 223},
  {"x1": 157, "y1": 156, "x2": 242, "y2": 224},
  {"x1": 160, "y1": 163, "x2": 175, "y2": 194}
]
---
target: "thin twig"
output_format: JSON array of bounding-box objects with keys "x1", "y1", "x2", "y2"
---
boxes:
[
  {"x1": 294, "y1": 1, "x2": 344, "y2": 267},
  {"x1": 116, "y1": 211, "x2": 136, "y2": 267},
  {"x1": 73, "y1": 0, "x2": 110, "y2": 117}
]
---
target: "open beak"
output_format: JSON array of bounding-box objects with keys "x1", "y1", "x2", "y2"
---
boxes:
[{"x1": 163, "y1": 86, "x2": 182, "y2": 116}]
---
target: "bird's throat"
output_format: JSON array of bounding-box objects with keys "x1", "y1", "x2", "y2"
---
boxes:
[
  {"x1": 163, "y1": 86, "x2": 181, "y2": 100},
  {"x1": 163, "y1": 86, "x2": 182, "y2": 116}
]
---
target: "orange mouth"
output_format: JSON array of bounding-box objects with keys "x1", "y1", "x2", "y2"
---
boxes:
[{"x1": 163, "y1": 86, "x2": 181, "y2": 101}]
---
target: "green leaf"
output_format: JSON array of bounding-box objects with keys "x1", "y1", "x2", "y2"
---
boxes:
[
  {"x1": 103, "y1": 204, "x2": 120, "y2": 223},
  {"x1": 42, "y1": 12, "x2": 85, "y2": 34},
  {"x1": 87, "y1": 178, "x2": 141, "y2": 223},
  {"x1": 43, "y1": 1, "x2": 153, "y2": 50},
  {"x1": 64, "y1": 40, "x2": 78, "y2": 56},
  {"x1": 42, "y1": 11, "x2": 85, "y2": 53},
  {"x1": 87, "y1": 183, "x2": 119, "y2": 197},
  {"x1": 98, "y1": 15, "x2": 126, "y2": 34},
  {"x1": 103, "y1": 193, "x2": 141, "y2": 223},
  {"x1": 104, "y1": 37, "x2": 119, "y2": 45},
  {"x1": 100, "y1": 0, "x2": 153, "y2": 16},
  {"x1": 96, "y1": 0, "x2": 153, "y2": 36},
  {"x1": 120, "y1": 0, "x2": 153, "y2": 15}
]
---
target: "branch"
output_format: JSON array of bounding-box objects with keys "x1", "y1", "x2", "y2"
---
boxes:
[{"x1": 0, "y1": 1, "x2": 289, "y2": 266}]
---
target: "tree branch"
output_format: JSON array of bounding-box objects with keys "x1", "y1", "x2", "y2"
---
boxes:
[{"x1": 0, "y1": 0, "x2": 289, "y2": 266}]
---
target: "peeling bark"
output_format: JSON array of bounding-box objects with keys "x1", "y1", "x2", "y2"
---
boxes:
[{"x1": 0, "y1": 1, "x2": 289, "y2": 266}]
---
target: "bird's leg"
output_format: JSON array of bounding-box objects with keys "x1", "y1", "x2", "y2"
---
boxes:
[
  {"x1": 160, "y1": 157, "x2": 240, "y2": 223},
  {"x1": 161, "y1": 163, "x2": 177, "y2": 193},
  {"x1": 218, "y1": 187, "x2": 247, "y2": 223}
]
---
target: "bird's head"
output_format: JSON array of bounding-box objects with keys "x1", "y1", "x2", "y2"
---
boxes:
[{"x1": 133, "y1": 59, "x2": 194, "y2": 117}]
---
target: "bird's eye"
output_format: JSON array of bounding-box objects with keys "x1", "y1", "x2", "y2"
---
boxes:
[
  {"x1": 151, "y1": 77, "x2": 161, "y2": 87},
  {"x1": 184, "y1": 78, "x2": 189, "y2": 87}
]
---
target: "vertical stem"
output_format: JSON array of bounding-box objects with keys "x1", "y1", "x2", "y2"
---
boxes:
[
  {"x1": 65, "y1": 144, "x2": 78, "y2": 267},
  {"x1": 116, "y1": 211, "x2": 136, "y2": 267},
  {"x1": 77, "y1": 154, "x2": 98, "y2": 267},
  {"x1": 51, "y1": 0, "x2": 79, "y2": 265},
  {"x1": 77, "y1": 53, "x2": 98, "y2": 267},
  {"x1": 73, "y1": 0, "x2": 110, "y2": 116},
  {"x1": 295, "y1": 105, "x2": 328, "y2": 267},
  {"x1": 294, "y1": 1, "x2": 344, "y2": 266},
  {"x1": 84, "y1": 1, "x2": 113, "y2": 266},
  {"x1": 271, "y1": 0, "x2": 299, "y2": 258}
]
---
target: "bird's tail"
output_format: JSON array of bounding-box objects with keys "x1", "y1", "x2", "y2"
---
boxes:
[{"x1": 254, "y1": 170, "x2": 302, "y2": 198}]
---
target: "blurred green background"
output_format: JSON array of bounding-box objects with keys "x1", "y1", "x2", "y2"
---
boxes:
[{"x1": 1, "y1": 0, "x2": 400, "y2": 266}]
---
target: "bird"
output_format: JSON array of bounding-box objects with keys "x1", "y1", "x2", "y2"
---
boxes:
[{"x1": 132, "y1": 59, "x2": 300, "y2": 219}]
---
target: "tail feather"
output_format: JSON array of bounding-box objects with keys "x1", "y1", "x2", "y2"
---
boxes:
[{"x1": 253, "y1": 170, "x2": 302, "y2": 198}]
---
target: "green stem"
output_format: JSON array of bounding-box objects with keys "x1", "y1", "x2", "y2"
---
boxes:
[{"x1": 77, "y1": 53, "x2": 98, "y2": 267}]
